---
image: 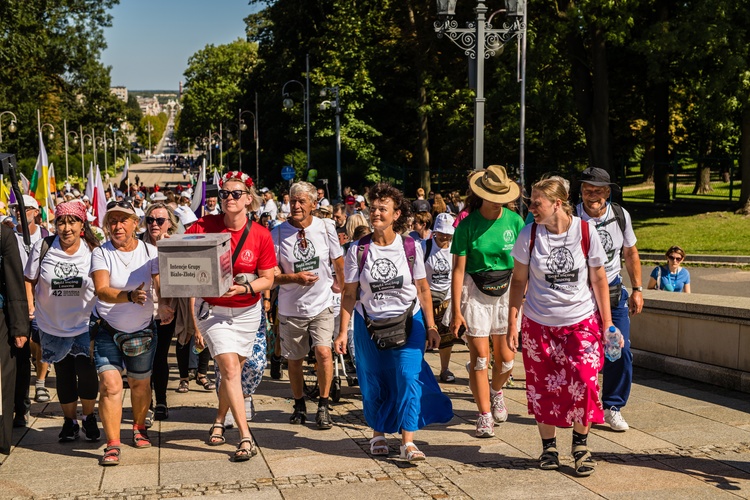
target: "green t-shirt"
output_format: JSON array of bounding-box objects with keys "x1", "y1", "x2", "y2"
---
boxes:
[{"x1": 451, "y1": 208, "x2": 525, "y2": 273}]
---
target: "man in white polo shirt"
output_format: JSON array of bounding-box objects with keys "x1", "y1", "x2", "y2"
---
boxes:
[{"x1": 272, "y1": 181, "x2": 344, "y2": 430}]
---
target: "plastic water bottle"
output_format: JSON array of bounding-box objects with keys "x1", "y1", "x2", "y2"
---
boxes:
[{"x1": 604, "y1": 326, "x2": 623, "y2": 362}]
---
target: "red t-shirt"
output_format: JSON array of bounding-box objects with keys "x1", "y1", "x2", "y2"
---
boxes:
[{"x1": 186, "y1": 214, "x2": 277, "y2": 308}]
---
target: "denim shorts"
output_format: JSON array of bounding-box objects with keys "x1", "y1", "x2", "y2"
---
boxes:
[{"x1": 93, "y1": 325, "x2": 157, "y2": 380}]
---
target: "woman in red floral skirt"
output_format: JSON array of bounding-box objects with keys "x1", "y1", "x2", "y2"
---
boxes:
[{"x1": 507, "y1": 177, "x2": 615, "y2": 477}]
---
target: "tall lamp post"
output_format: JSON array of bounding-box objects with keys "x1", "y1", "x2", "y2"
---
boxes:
[
  {"x1": 239, "y1": 104, "x2": 259, "y2": 182},
  {"x1": 319, "y1": 86, "x2": 342, "y2": 201},
  {"x1": 282, "y1": 54, "x2": 311, "y2": 171},
  {"x1": 64, "y1": 124, "x2": 79, "y2": 183},
  {"x1": 0, "y1": 111, "x2": 18, "y2": 145},
  {"x1": 146, "y1": 122, "x2": 153, "y2": 159},
  {"x1": 211, "y1": 131, "x2": 222, "y2": 172},
  {"x1": 434, "y1": 0, "x2": 527, "y2": 173},
  {"x1": 80, "y1": 126, "x2": 91, "y2": 178},
  {"x1": 41, "y1": 123, "x2": 55, "y2": 141}
]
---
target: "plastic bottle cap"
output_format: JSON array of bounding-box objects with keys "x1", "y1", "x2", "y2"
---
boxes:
[{"x1": 609, "y1": 326, "x2": 616, "y2": 332}]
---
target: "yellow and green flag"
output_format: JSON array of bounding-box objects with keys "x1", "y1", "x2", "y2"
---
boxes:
[{"x1": 28, "y1": 128, "x2": 50, "y2": 220}]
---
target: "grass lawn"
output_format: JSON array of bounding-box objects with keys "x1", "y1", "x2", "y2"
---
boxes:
[{"x1": 631, "y1": 210, "x2": 750, "y2": 255}]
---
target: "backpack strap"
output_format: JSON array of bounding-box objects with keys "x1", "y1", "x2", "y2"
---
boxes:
[
  {"x1": 356, "y1": 233, "x2": 372, "y2": 276},
  {"x1": 36, "y1": 235, "x2": 57, "y2": 279},
  {"x1": 610, "y1": 203, "x2": 627, "y2": 234},
  {"x1": 580, "y1": 218, "x2": 590, "y2": 260},
  {"x1": 402, "y1": 235, "x2": 416, "y2": 283},
  {"x1": 424, "y1": 238, "x2": 433, "y2": 263},
  {"x1": 529, "y1": 222, "x2": 537, "y2": 253}
]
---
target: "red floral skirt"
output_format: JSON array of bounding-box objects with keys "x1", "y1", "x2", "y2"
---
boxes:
[{"x1": 521, "y1": 313, "x2": 604, "y2": 427}]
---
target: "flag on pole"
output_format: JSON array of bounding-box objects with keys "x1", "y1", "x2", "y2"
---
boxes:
[
  {"x1": 91, "y1": 165, "x2": 107, "y2": 227},
  {"x1": 29, "y1": 124, "x2": 51, "y2": 221},
  {"x1": 0, "y1": 175, "x2": 10, "y2": 211},
  {"x1": 85, "y1": 163, "x2": 94, "y2": 201},
  {"x1": 120, "y1": 157, "x2": 129, "y2": 184},
  {"x1": 212, "y1": 168, "x2": 220, "y2": 186},
  {"x1": 47, "y1": 163, "x2": 57, "y2": 213},
  {"x1": 190, "y1": 163, "x2": 206, "y2": 218},
  {"x1": 20, "y1": 173, "x2": 30, "y2": 196}
]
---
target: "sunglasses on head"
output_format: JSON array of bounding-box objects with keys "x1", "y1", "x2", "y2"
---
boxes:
[
  {"x1": 146, "y1": 216, "x2": 167, "y2": 226},
  {"x1": 107, "y1": 200, "x2": 133, "y2": 210},
  {"x1": 219, "y1": 189, "x2": 249, "y2": 200},
  {"x1": 668, "y1": 255, "x2": 682, "y2": 262}
]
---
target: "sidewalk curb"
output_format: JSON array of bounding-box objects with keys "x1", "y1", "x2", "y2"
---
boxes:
[{"x1": 639, "y1": 252, "x2": 750, "y2": 266}]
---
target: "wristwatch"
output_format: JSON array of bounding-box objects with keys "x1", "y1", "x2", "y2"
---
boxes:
[{"x1": 632, "y1": 286, "x2": 643, "y2": 293}]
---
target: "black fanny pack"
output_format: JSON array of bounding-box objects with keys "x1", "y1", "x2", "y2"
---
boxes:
[
  {"x1": 363, "y1": 300, "x2": 415, "y2": 350},
  {"x1": 609, "y1": 283, "x2": 622, "y2": 310},
  {"x1": 469, "y1": 269, "x2": 513, "y2": 297}
]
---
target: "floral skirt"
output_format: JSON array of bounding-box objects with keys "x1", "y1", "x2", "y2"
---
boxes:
[{"x1": 521, "y1": 313, "x2": 605, "y2": 427}]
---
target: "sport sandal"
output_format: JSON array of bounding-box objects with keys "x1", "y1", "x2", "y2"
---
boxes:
[
  {"x1": 233, "y1": 437, "x2": 258, "y2": 462},
  {"x1": 572, "y1": 445, "x2": 596, "y2": 477},
  {"x1": 99, "y1": 445, "x2": 120, "y2": 466},
  {"x1": 399, "y1": 442, "x2": 426, "y2": 462},
  {"x1": 207, "y1": 423, "x2": 226, "y2": 446},
  {"x1": 369, "y1": 436, "x2": 390, "y2": 456},
  {"x1": 133, "y1": 428, "x2": 151, "y2": 448},
  {"x1": 539, "y1": 447, "x2": 559, "y2": 470}
]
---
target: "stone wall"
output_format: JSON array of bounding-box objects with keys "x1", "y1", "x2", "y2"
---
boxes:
[{"x1": 631, "y1": 290, "x2": 750, "y2": 393}]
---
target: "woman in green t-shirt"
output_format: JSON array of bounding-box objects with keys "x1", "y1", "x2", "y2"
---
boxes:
[{"x1": 447, "y1": 165, "x2": 524, "y2": 439}]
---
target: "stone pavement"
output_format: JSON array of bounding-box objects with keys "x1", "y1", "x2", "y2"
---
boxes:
[{"x1": 1, "y1": 345, "x2": 749, "y2": 500}]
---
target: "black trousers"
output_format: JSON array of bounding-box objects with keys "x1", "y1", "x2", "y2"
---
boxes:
[
  {"x1": 176, "y1": 337, "x2": 210, "y2": 379},
  {"x1": 12, "y1": 340, "x2": 30, "y2": 417},
  {"x1": 152, "y1": 319, "x2": 176, "y2": 406},
  {"x1": 54, "y1": 354, "x2": 98, "y2": 405}
]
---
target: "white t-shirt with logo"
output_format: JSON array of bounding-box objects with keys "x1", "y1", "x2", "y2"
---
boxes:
[
  {"x1": 424, "y1": 237, "x2": 453, "y2": 295},
  {"x1": 272, "y1": 217, "x2": 343, "y2": 318},
  {"x1": 261, "y1": 199, "x2": 278, "y2": 220},
  {"x1": 90, "y1": 239, "x2": 159, "y2": 332},
  {"x1": 576, "y1": 203, "x2": 637, "y2": 284},
  {"x1": 344, "y1": 234, "x2": 426, "y2": 321},
  {"x1": 16, "y1": 226, "x2": 45, "y2": 267},
  {"x1": 511, "y1": 217, "x2": 607, "y2": 327},
  {"x1": 25, "y1": 238, "x2": 96, "y2": 337}
]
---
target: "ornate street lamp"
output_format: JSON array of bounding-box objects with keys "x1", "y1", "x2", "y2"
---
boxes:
[
  {"x1": 319, "y1": 86, "x2": 342, "y2": 201},
  {"x1": 0, "y1": 111, "x2": 18, "y2": 144},
  {"x1": 41, "y1": 123, "x2": 55, "y2": 141},
  {"x1": 434, "y1": 0, "x2": 527, "y2": 173},
  {"x1": 239, "y1": 92, "x2": 260, "y2": 182},
  {"x1": 282, "y1": 54, "x2": 311, "y2": 172},
  {"x1": 211, "y1": 131, "x2": 222, "y2": 171},
  {"x1": 64, "y1": 121, "x2": 79, "y2": 182}
]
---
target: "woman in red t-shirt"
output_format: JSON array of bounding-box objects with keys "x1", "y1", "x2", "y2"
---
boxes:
[{"x1": 187, "y1": 171, "x2": 276, "y2": 462}]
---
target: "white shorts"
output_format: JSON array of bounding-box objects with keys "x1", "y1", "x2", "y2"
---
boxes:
[
  {"x1": 196, "y1": 299, "x2": 262, "y2": 357},
  {"x1": 442, "y1": 273, "x2": 510, "y2": 338}
]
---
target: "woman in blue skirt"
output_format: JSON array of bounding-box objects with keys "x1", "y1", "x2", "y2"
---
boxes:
[{"x1": 334, "y1": 182, "x2": 453, "y2": 462}]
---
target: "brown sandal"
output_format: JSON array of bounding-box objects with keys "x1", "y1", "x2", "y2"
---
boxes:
[
  {"x1": 207, "y1": 423, "x2": 226, "y2": 446},
  {"x1": 133, "y1": 428, "x2": 151, "y2": 448},
  {"x1": 233, "y1": 437, "x2": 257, "y2": 462},
  {"x1": 176, "y1": 379, "x2": 189, "y2": 393},
  {"x1": 99, "y1": 445, "x2": 120, "y2": 466}
]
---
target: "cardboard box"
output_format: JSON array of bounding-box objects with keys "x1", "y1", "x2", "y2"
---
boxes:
[{"x1": 157, "y1": 233, "x2": 233, "y2": 298}]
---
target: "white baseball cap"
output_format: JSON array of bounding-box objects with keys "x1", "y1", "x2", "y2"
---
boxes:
[
  {"x1": 10, "y1": 195, "x2": 40, "y2": 210},
  {"x1": 151, "y1": 192, "x2": 167, "y2": 201},
  {"x1": 259, "y1": 187, "x2": 269, "y2": 193},
  {"x1": 354, "y1": 195, "x2": 365, "y2": 203},
  {"x1": 175, "y1": 206, "x2": 198, "y2": 226},
  {"x1": 433, "y1": 213, "x2": 455, "y2": 235}
]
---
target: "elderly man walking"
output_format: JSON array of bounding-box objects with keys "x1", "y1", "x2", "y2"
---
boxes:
[
  {"x1": 271, "y1": 182, "x2": 344, "y2": 429},
  {"x1": 576, "y1": 167, "x2": 643, "y2": 431}
]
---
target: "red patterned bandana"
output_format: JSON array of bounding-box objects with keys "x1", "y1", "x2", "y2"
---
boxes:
[{"x1": 55, "y1": 201, "x2": 87, "y2": 222}]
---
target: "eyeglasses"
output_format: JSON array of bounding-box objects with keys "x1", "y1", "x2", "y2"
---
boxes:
[
  {"x1": 107, "y1": 200, "x2": 134, "y2": 210},
  {"x1": 146, "y1": 216, "x2": 167, "y2": 226},
  {"x1": 668, "y1": 255, "x2": 683, "y2": 262},
  {"x1": 218, "y1": 189, "x2": 249, "y2": 200},
  {"x1": 297, "y1": 228, "x2": 308, "y2": 250}
]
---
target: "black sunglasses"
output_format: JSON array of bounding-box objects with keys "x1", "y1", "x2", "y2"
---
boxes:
[
  {"x1": 146, "y1": 216, "x2": 167, "y2": 226},
  {"x1": 107, "y1": 200, "x2": 134, "y2": 210},
  {"x1": 219, "y1": 189, "x2": 249, "y2": 200}
]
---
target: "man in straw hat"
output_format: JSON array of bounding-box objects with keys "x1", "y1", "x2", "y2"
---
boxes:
[
  {"x1": 447, "y1": 165, "x2": 524, "y2": 438},
  {"x1": 575, "y1": 167, "x2": 643, "y2": 432}
]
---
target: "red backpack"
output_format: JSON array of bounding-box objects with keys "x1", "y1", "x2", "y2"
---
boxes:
[{"x1": 529, "y1": 218, "x2": 590, "y2": 259}]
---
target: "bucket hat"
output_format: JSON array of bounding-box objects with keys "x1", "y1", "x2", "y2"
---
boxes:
[{"x1": 468, "y1": 165, "x2": 520, "y2": 204}]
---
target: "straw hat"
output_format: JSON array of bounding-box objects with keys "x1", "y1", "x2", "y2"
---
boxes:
[{"x1": 468, "y1": 165, "x2": 520, "y2": 204}]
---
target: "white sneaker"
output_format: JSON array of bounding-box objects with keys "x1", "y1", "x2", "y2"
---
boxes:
[
  {"x1": 245, "y1": 396, "x2": 255, "y2": 422},
  {"x1": 224, "y1": 410, "x2": 235, "y2": 429},
  {"x1": 604, "y1": 407, "x2": 629, "y2": 431},
  {"x1": 491, "y1": 390, "x2": 508, "y2": 423},
  {"x1": 475, "y1": 413, "x2": 495, "y2": 438}
]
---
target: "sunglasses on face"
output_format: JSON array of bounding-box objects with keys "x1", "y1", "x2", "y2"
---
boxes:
[
  {"x1": 219, "y1": 189, "x2": 248, "y2": 200},
  {"x1": 107, "y1": 200, "x2": 134, "y2": 210},
  {"x1": 146, "y1": 216, "x2": 167, "y2": 226},
  {"x1": 668, "y1": 255, "x2": 682, "y2": 262}
]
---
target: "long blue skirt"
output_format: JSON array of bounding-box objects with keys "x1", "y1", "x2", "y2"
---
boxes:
[{"x1": 353, "y1": 309, "x2": 453, "y2": 434}]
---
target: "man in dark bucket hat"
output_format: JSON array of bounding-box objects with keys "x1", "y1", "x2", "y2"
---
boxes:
[{"x1": 575, "y1": 166, "x2": 642, "y2": 433}]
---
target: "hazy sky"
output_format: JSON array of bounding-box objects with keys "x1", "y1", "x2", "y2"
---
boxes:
[{"x1": 101, "y1": 0, "x2": 260, "y2": 91}]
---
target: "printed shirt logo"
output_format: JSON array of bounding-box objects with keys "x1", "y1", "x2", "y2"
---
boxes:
[
  {"x1": 544, "y1": 247, "x2": 579, "y2": 289},
  {"x1": 292, "y1": 237, "x2": 320, "y2": 273},
  {"x1": 52, "y1": 261, "x2": 83, "y2": 293},
  {"x1": 370, "y1": 258, "x2": 403, "y2": 292},
  {"x1": 431, "y1": 255, "x2": 451, "y2": 285},
  {"x1": 503, "y1": 230, "x2": 515, "y2": 243},
  {"x1": 241, "y1": 249, "x2": 255, "y2": 264},
  {"x1": 597, "y1": 228, "x2": 616, "y2": 263}
]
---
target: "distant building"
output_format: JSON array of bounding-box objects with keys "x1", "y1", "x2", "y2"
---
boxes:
[{"x1": 110, "y1": 86, "x2": 128, "y2": 102}]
